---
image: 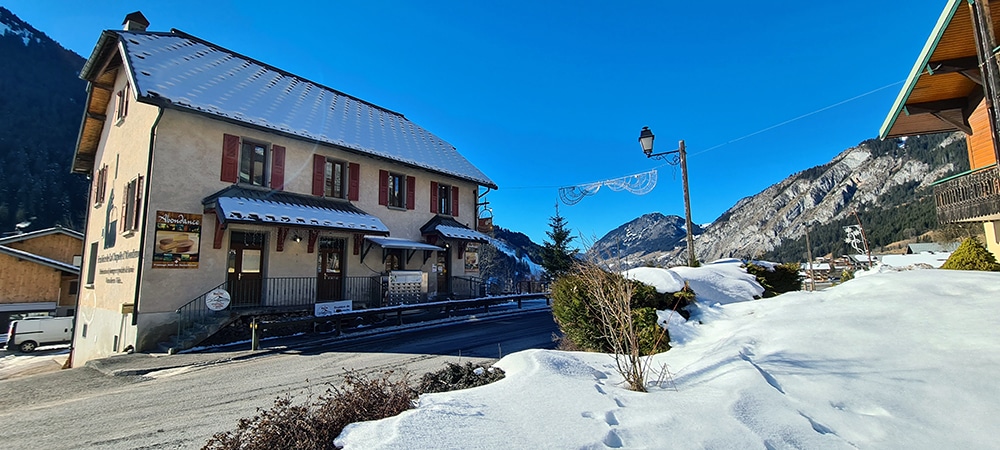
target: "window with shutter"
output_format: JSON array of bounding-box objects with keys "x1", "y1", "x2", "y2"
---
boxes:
[
  {"x1": 348, "y1": 163, "x2": 360, "y2": 201},
  {"x1": 115, "y1": 83, "x2": 130, "y2": 124},
  {"x1": 94, "y1": 165, "x2": 108, "y2": 207},
  {"x1": 430, "y1": 181, "x2": 439, "y2": 214},
  {"x1": 121, "y1": 175, "x2": 143, "y2": 235},
  {"x1": 452, "y1": 186, "x2": 460, "y2": 217}
]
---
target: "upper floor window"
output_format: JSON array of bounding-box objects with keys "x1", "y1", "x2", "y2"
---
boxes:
[
  {"x1": 379, "y1": 170, "x2": 414, "y2": 210},
  {"x1": 115, "y1": 83, "x2": 130, "y2": 123},
  {"x1": 326, "y1": 159, "x2": 346, "y2": 199},
  {"x1": 437, "y1": 183, "x2": 452, "y2": 215},
  {"x1": 239, "y1": 140, "x2": 268, "y2": 187},
  {"x1": 431, "y1": 181, "x2": 459, "y2": 216},
  {"x1": 388, "y1": 172, "x2": 405, "y2": 208},
  {"x1": 122, "y1": 175, "x2": 143, "y2": 235},
  {"x1": 221, "y1": 134, "x2": 285, "y2": 189},
  {"x1": 94, "y1": 164, "x2": 108, "y2": 207}
]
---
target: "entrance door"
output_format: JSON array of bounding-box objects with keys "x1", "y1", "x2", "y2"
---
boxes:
[
  {"x1": 317, "y1": 238, "x2": 345, "y2": 301},
  {"x1": 228, "y1": 231, "x2": 265, "y2": 307},
  {"x1": 436, "y1": 248, "x2": 450, "y2": 295}
]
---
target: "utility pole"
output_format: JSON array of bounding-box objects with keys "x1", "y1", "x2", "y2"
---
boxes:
[
  {"x1": 679, "y1": 140, "x2": 697, "y2": 267},
  {"x1": 804, "y1": 224, "x2": 815, "y2": 292}
]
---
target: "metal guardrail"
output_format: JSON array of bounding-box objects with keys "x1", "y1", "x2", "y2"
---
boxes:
[
  {"x1": 172, "y1": 274, "x2": 545, "y2": 351},
  {"x1": 257, "y1": 293, "x2": 551, "y2": 337},
  {"x1": 934, "y1": 164, "x2": 1000, "y2": 223}
]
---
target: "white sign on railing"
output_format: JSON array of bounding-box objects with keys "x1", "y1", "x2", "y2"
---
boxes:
[{"x1": 315, "y1": 300, "x2": 352, "y2": 317}]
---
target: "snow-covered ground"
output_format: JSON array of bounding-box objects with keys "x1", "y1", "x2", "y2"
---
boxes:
[{"x1": 337, "y1": 263, "x2": 1000, "y2": 449}]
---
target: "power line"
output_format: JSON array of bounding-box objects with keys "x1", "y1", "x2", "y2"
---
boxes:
[{"x1": 500, "y1": 80, "x2": 905, "y2": 191}]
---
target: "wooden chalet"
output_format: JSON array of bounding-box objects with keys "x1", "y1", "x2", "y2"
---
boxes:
[{"x1": 881, "y1": 0, "x2": 1000, "y2": 258}]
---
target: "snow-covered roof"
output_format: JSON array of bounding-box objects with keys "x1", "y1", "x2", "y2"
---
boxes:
[
  {"x1": 204, "y1": 185, "x2": 389, "y2": 233},
  {"x1": 0, "y1": 245, "x2": 80, "y2": 274},
  {"x1": 0, "y1": 227, "x2": 83, "y2": 245},
  {"x1": 364, "y1": 236, "x2": 443, "y2": 251},
  {"x1": 93, "y1": 29, "x2": 495, "y2": 188},
  {"x1": 420, "y1": 215, "x2": 490, "y2": 242}
]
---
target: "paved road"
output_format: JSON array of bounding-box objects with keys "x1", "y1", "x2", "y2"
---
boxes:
[{"x1": 0, "y1": 309, "x2": 558, "y2": 450}]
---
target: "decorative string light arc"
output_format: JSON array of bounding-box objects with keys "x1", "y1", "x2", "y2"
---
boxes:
[{"x1": 558, "y1": 169, "x2": 657, "y2": 206}]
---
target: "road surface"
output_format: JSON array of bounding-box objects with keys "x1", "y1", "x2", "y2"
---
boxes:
[{"x1": 0, "y1": 309, "x2": 558, "y2": 449}]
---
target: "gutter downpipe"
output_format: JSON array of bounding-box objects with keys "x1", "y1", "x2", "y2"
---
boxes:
[{"x1": 132, "y1": 107, "x2": 164, "y2": 328}]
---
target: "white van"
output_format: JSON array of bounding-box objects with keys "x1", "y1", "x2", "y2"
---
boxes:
[{"x1": 5, "y1": 316, "x2": 73, "y2": 353}]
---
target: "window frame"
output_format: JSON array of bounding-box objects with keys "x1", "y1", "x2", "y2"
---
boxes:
[
  {"x1": 438, "y1": 183, "x2": 452, "y2": 215},
  {"x1": 238, "y1": 139, "x2": 269, "y2": 187},
  {"x1": 115, "y1": 83, "x2": 130, "y2": 124},
  {"x1": 94, "y1": 164, "x2": 108, "y2": 207},
  {"x1": 388, "y1": 172, "x2": 406, "y2": 209},
  {"x1": 121, "y1": 175, "x2": 144, "y2": 236},
  {"x1": 324, "y1": 158, "x2": 347, "y2": 199}
]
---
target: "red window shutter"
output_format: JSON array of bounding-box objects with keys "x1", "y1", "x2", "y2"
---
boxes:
[
  {"x1": 221, "y1": 134, "x2": 240, "y2": 183},
  {"x1": 430, "y1": 181, "x2": 439, "y2": 214},
  {"x1": 348, "y1": 163, "x2": 360, "y2": 201},
  {"x1": 270, "y1": 145, "x2": 285, "y2": 190},
  {"x1": 452, "y1": 186, "x2": 460, "y2": 217},
  {"x1": 312, "y1": 154, "x2": 326, "y2": 196},
  {"x1": 406, "y1": 176, "x2": 416, "y2": 210},
  {"x1": 378, "y1": 170, "x2": 389, "y2": 206}
]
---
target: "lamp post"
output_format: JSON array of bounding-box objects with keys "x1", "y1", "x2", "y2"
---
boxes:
[{"x1": 639, "y1": 126, "x2": 697, "y2": 267}]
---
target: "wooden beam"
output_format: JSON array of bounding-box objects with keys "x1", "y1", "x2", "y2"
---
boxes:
[
  {"x1": 307, "y1": 230, "x2": 319, "y2": 253},
  {"x1": 927, "y1": 56, "x2": 979, "y2": 75},
  {"x1": 86, "y1": 111, "x2": 107, "y2": 121},
  {"x1": 904, "y1": 98, "x2": 969, "y2": 115},
  {"x1": 276, "y1": 227, "x2": 288, "y2": 252},
  {"x1": 213, "y1": 215, "x2": 226, "y2": 249},
  {"x1": 931, "y1": 111, "x2": 974, "y2": 135}
]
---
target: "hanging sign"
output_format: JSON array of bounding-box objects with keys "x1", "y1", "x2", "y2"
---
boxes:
[
  {"x1": 152, "y1": 211, "x2": 202, "y2": 268},
  {"x1": 206, "y1": 288, "x2": 231, "y2": 311}
]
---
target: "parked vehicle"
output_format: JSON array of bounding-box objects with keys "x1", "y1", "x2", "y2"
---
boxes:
[{"x1": 5, "y1": 316, "x2": 73, "y2": 353}]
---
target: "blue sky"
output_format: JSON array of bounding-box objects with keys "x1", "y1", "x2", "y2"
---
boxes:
[{"x1": 6, "y1": 0, "x2": 947, "y2": 248}]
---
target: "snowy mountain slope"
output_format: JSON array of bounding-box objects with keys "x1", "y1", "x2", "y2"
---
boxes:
[{"x1": 591, "y1": 133, "x2": 966, "y2": 267}]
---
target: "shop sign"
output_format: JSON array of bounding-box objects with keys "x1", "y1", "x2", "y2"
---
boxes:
[
  {"x1": 152, "y1": 211, "x2": 202, "y2": 269},
  {"x1": 465, "y1": 243, "x2": 480, "y2": 272},
  {"x1": 206, "y1": 288, "x2": 231, "y2": 311}
]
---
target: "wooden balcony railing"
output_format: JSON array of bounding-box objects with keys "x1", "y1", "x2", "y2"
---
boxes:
[{"x1": 934, "y1": 164, "x2": 1000, "y2": 224}]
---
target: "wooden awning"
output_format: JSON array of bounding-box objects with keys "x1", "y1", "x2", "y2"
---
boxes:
[{"x1": 880, "y1": 0, "x2": 1000, "y2": 138}]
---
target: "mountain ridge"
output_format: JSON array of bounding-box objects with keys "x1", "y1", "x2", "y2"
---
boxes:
[{"x1": 589, "y1": 133, "x2": 968, "y2": 267}]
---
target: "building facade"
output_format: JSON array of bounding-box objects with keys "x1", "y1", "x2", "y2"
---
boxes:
[
  {"x1": 70, "y1": 13, "x2": 496, "y2": 364},
  {"x1": 0, "y1": 227, "x2": 82, "y2": 333},
  {"x1": 881, "y1": 0, "x2": 1000, "y2": 259}
]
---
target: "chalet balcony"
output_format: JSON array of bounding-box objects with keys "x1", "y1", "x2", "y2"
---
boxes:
[{"x1": 934, "y1": 165, "x2": 1000, "y2": 224}]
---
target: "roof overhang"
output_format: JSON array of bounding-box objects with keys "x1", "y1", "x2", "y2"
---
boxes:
[
  {"x1": 0, "y1": 245, "x2": 81, "y2": 274},
  {"x1": 203, "y1": 185, "x2": 389, "y2": 233},
  {"x1": 361, "y1": 235, "x2": 444, "y2": 266},
  {"x1": 363, "y1": 236, "x2": 444, "y2": 251},
  {"x1": 419, "y1": 215, "x2": 491, "y2": 243},
  {"x1": 880, "y1": 0, "x2": 995, "y2": 139}
]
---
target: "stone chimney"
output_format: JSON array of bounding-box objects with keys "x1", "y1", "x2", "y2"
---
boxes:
[{"x1": 122, "y1": 11, "x2": 150, "y2": 32}]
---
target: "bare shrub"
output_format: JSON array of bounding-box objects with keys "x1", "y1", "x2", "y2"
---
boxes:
[
  {"x1": 417, "y1": 362, "x2": 505, "y2": 394},
  {"x1": 202, "y1": 370, "x2": 414, "y2": 450},
  {"x1": 574, "y1": 263, "x2": 667, "y2": 392}
]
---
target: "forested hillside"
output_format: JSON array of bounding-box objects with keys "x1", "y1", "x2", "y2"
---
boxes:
[
  {"x1": 0, "y1": 7, "x2": 89, "y2": 233},
  {"x1": 763, "y1": 133, "x2": 968, "y2": 261}
]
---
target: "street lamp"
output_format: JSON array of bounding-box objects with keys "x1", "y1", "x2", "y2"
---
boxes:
[{"x1": 638, "y1": 126, "x2": 697, "y2": 267}]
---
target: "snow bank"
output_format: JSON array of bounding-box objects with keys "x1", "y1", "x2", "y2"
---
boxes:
[
  {"x1": 337, "y1": 270, "x2": 1000, "y2": 449},
  {"x1": 625, "y1": 260, "x2": 763, "y2": 305}
]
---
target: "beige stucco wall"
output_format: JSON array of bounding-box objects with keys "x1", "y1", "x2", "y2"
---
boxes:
[
  {"x1": 984, "y1": 220, "x2": 1000, "y2": 260},
  {"x1": 73, "y1": 66, "x2": 155, "y2": 364}
]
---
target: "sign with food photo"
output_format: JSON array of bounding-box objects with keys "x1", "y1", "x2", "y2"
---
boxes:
[{"x1": 152, "y1": 211, "x2": 202, "y2": 268}]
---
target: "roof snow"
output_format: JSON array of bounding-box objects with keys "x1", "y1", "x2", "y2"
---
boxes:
[{"x1": 108, "y1": 30, "x2": 496, "y2": 188}]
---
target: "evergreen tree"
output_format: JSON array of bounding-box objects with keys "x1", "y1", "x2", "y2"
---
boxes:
[
  {"x1": 941, "y1": 237, "x2": 1000, "y2": 271},
  {"x1": 541, "y1": 204, "x2": 577, "y2": 280}
]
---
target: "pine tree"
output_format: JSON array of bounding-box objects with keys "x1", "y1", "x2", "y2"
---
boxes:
[{"x1": 541, "y1": 204, "x2": 577, "y2": 280}]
